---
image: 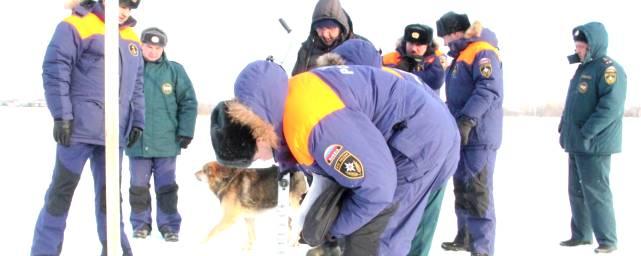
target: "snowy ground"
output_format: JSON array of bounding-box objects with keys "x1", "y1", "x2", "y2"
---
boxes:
[{"x1": 2, "y1": 107, "x2": 639, "y2": 256}]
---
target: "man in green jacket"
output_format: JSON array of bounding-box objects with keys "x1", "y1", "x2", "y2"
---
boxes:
[
  {"x1": 559, "y1": 21, "x2": 626, "y2": 254},
  {"x1": 125, "y1": 27, "x2": 198, "y2": 242}
]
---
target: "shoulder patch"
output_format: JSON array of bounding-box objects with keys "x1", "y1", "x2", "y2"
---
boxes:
[
  {"x1": 333, "y1": 150, "x2": 364, "y2": 179},
  {"x1": 479, "y1": 61, "x2": 492, "y2": 78},
  {"x1": 604, "y1": 66, "x2": 617, "y2": 85},
  {"x1": 323, "y1": 144, "x2": 343, "y2": 164},
  {"x1": 128, "y1": 43, "x2": 139, "y2": 56}
]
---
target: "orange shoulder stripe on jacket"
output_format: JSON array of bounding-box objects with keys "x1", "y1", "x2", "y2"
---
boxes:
[
  {"x1": 457, "y1": 41, "x2": 499, "y2": 65},
  {"x1": 284, "y1": 72, "x2": 346, "y2": 165},
  {"x1": 64, "y1": 13, "x2": 104, "y2": 39},
  {"x1": 120, "y1": 27, "x2": 141, "y2": 44},
  {"x1": 382, "y1": 52, "x2": 401, "y2": 66}
]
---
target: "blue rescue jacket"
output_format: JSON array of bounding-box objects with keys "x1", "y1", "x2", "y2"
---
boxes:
[
  {"x1": 43, "y1": 3, "x2": 145, "y2": 146},
  {"x1": 234, "y1": 61, "x2": 458, "y2": 240},
  {"x1": 445, "y1": 27, "x2": 503, "y2": 149}
]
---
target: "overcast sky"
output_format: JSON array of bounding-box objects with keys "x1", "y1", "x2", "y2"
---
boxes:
[{"x1": 0, "y1": 0, "x2": 638, "y2": 110}]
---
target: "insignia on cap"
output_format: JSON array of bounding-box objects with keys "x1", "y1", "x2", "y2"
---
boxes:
[
  {"x1": 333, "y1": 150, "x2": 364, "y2": 179},
  {"x1": 412, "y1": 32, "x2": 420, "y2": 39},
  {"x1": 151, "y1": 36, "x2": 160, "y2": 44},
  {"x1": 132, "y1": 0, "x2": 138, "y2": 3},
  {"x1": 128, "y1": 43, "x2": 138, "y2": 56},
  {"x1": 574, "y1": 30, "x2": 580, "y2": 36},
  {"x1": 578, "y1": 81, "x2": 588, "y2": 94},
  {"x1": 604, "y1": 66, "x2": 617, "y2": 85},
  {"x1": 161, "y1": 83, "x2": 173, "y2": 95}
]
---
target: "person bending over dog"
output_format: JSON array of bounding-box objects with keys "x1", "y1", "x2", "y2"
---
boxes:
[{"x1": 210, "y1": 59, "x2": 460, "y2": 255}]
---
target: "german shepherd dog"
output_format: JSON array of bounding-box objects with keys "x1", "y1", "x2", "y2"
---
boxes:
[{"x1": 195, "y1": 161, "x2": 307, "y2": 250}]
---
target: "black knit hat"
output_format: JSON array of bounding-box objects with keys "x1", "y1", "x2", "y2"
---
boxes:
[
  {"x1": 404, "y1": 24, "x2": 433, "y2": 45},
  {"x1": 210, "y1": 101, "x2": 256, "y2": 168},
  {"x1": 120, "y1": 0, "x2": 140, "y2": 9},
  {"x1": 436, "y1": 11, "x2": 470, "y2": 37},
  {"x1": 141, "y1": 27, "x2": 167, "y2": 47},
  {"x1": 572, "y1": 29, "x2": 588, "y2": 43}
]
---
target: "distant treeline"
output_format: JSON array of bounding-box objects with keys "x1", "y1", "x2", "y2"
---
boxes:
[{"x1": 505, "y1": 103, "x2": 641, "y2": 117}]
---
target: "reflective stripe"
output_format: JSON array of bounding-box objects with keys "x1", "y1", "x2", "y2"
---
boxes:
[
  {"x1": 457, "y1": 41, "x2": 499, "y2": 65},
  {"x1": 382, "y1": 67, "x2": 403, "y2": 78},
  {"x1": 64, "y1": 13, "x2": 104, "y2": 39},
  {"x1": 284, "y1": 72, "x2": 345, "y2": 165}
]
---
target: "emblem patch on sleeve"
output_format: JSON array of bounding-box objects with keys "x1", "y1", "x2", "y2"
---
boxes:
[
  {"x1": 479, "y1": 58, "x2": 492, "y2": 78},
  {"x1": 323, "y1": 144, "x2": 343, "y2": 164},
  {"x1": 333, "y1": 150, "x2": 364, "y2": 179},
  {"x1": 604, "y1": 66, "x2": 617, "y2": 85},
  {"x1": 128, "y1": 43, "x2": 139, "y2": 56}
]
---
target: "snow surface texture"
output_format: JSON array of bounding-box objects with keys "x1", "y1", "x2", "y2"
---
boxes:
[{"x1": 2, "y1": 107, "x2": 638, "y2": 256}]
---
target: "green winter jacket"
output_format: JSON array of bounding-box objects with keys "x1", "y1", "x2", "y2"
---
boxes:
[
  {"x1": 126, "y1": 52, "x2": 198, "y2": 157},
  {"x1": 560, "y1": 22, "x2": 626, "y2": 154}
]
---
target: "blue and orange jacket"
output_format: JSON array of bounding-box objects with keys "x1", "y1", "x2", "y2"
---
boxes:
[
  {"x1": 234, "y1": 61, "x2": 458, "y2": 240},
  {"x1": 43, "y1": 2, "x2": 145, "y2": 146},
  {"x1": 383, "y1": 47, "x2": 445, "y2": 91},
  {"x1": 445, "y1": 26, "x2": 503, "y2": 149}
]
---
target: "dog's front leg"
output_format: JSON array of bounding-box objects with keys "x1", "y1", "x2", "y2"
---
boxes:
[
  {"x1": 204, "y1": 200, "x2": 241, "y2": 243},
  {"x1": 244, "y1": 217, "x2": 256, "y2": 252}
]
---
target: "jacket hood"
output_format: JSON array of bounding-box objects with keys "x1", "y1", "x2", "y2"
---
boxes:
[
  {"x1": 233, "y1": 60, "x2": 289, "y2": 133},
  {"x1": 571, "y1": 22, "x2": 608, "y2": 63},
  {"x1": 447, "y1": 21, "x2": 498, "y2": 57},
  {"x1": 317, "y1": 39, "x2": 381, "y2": 67},
  {"x1": 311, "y1": 0, "x2": 350, "y2": 34}
]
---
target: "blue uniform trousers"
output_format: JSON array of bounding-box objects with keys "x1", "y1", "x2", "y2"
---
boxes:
[
  {"x1": 452, "y1": 148, "x2": 497, "y2": 255},
  {"x1": 31, "y1": 143, "x2": 132, "y2": 256},
  {"x1": 128, "y1": 157, "x2": 181, "y2": 234}
]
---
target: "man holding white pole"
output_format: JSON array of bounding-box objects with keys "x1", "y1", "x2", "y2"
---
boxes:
[{"x1": 31, "y1": 0, "x2": 144, "y2": 255}]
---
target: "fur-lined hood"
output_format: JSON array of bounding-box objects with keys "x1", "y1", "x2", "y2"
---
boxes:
[
  {"x1": 232, "y1": 60, "x2": 289, "y2": 149},
  {"x1": 316, "y1": 39, "x2": 381, "y2": 67}
]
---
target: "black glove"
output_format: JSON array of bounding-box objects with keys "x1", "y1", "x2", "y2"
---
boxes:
[
  {"x1": 177, "y1": 136, "x2": 192, "y2": 149},
  {"x1": 53, "y1": 120, "x2": 72, "y2": 147},
  {"x1": 127, "y1": 127, "x2": 143, "y2": 148},
  {"x1": 457, "y1": 116, "x2": 475, "y2": 146},
  {"x1": 397, "y1": 56, "x2": 418, "y2": 72}
]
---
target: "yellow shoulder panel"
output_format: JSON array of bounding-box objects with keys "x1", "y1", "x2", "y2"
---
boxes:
[{"x1": 64, "y1": 13, "x2": 104, "y2": 39}]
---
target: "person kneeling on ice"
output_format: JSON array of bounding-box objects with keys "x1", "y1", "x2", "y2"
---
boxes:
[{"x1": 209, "y1": 59, "x2": 460, "y2": 255}]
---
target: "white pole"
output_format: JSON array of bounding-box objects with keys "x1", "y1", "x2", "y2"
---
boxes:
[
  {"x1": 104, "y1": 0, "x2": 121, "y2": 255},
  {"x1": 276, "y1": 173, "x2": 290, "y2": 255}
]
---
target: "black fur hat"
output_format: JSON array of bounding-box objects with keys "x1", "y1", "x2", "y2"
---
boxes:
[
  {"x1": 404, "y1": 24, "x2": 433, "y2": 45},
  {"x1": 120, "y1": 0, "x2": 140, "y2": 9},
  {"x1": 141, "y1": 27, "x2": 167, "y2": 47},
  {"x1": 436, "y1": 11, "x2": 470, "y2": 37},
  {"x1": 210, "y1": 101, "x2": 256, "y2": 168},
  {"x1": 573, "y1": 29, "x2": 588, "y2": 43}
]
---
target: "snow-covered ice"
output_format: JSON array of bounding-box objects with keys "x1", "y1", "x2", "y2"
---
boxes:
[{"x1": 2, "y1": 107, "x2": 639, "y2": 255}]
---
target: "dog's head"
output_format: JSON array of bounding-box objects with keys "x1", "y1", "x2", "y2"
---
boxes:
[{"x1": 195, "y1": 161, "x2": 237, "y2": 194}]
